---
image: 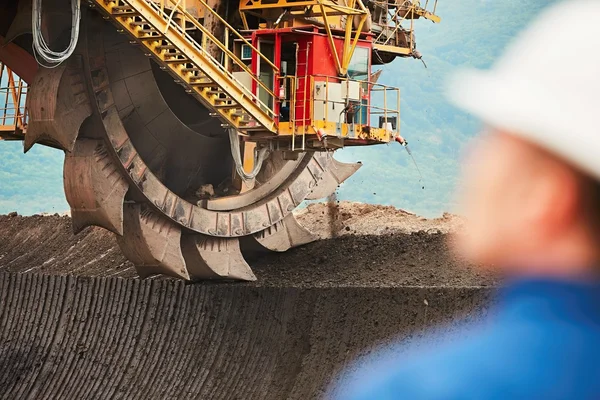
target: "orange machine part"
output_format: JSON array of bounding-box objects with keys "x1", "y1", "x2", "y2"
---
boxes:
[{"x1": 0, "y1": 35, "x2": 38, "y2": 83}]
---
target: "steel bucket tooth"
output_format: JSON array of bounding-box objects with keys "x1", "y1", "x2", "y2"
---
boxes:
[
  {"x1": 250, "y1": 214, "x2": 317, "y2": 252},
  {"x1": 118, "y1": 204, "x2": 190, "y2": 280},
  {"x1": 25, "y1": 61, "x2": 91, "y2": 152},
  {"x1": 64, "y1": 139, "x2": 129, "y2": 235},
  {"x1": 306, "y1": 156, "x2": 362, "y2": 200},
  {"x1": 181, "y1": 235, "x2": 257, "y2": 281}
]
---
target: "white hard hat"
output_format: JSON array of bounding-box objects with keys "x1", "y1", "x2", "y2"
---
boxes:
[{"x1": 448, "y1": 0, "x2": 600, "y2": 180}]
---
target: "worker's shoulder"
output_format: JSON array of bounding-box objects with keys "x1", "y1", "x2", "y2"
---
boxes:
[
  {"x1": 334, "y1": 326, "x2": 496, "y2": 400},
  {"x1": 394, "y1": 316, "x2": 600, "y2": 398},
  {"x1": 336, "y1": 317, "x2": 600, "y2": 400}
]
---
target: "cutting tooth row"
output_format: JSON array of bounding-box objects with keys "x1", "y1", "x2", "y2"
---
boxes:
[{"x1": 27, "y1": 118, "x2": 358, "y2": 281}]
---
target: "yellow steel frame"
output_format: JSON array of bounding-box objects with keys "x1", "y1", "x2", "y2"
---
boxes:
[
  {"x1": 149, "y1": 0, "x2": 204, "y2": 18},
  {"x1": 339, "y1": 0, "x2": 368, "y2": 75},
  {"x1": 373, "y1": 43, "x2": 412, "y2": 56},
  {"x1": 315, "y1": 0, "x2": 370, "y2": 76},
  {"x1": 240, "y1": 0, "x2": 369, "y2": 76},
  {"x1": 373, "y1": 0, "x2": 440, "y2": 54},
  {"x1": 412, "y1": 0, "x2": 441, "y2": 23},
  {"x1": 240, "y1": 0, "x2": 365, "y2": 16},
  {"x1": 93, "y1": 0, "x2": 278, "y2": 134},
  {"x1": 278, "y1": 121, "x2": 393, "y2": 143},
  {"x1": 0, "y1": 62, "x2": 28, "y2": 141},
  {"x1": 318, "y1": 0, "x2": 344, "y2": 75}
]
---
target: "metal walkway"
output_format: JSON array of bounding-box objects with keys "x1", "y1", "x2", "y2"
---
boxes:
[{"x1": 92, "y1": 0, "x2": 278, "y2": 135}]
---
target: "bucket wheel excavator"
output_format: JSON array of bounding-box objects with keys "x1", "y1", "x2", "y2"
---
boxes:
[{"x1": 0, "y1": 0, "x2": 439, "y2": 281}]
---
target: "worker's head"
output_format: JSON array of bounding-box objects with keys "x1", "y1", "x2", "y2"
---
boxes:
[
  {"x1": 455, "y1": 128, "x2": 600, "y2": 275},
  {"x1": 448, "y1": 0, "x2": 600, "y2": 276}
]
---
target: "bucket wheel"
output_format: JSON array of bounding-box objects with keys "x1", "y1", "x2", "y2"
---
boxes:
[{"x1": 20, "y1": 14, "x2": 361, "y2": 281}]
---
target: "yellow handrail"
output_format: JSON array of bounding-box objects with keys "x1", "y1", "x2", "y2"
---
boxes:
[
  {"x1": 164, "y1": 0, "x2": 278, "y2": 72},
  {"x1": 308, "y1": 74, "x2": 401, "y2": 135},
  {"x1": 154, "y1": 0, "x2": 279, "y2": 102},
  {"x1": 100, "y1": 0, "x2": 277, "y2": 131}
]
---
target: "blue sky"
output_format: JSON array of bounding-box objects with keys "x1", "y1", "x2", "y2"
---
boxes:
[{"x1": 0, "y1": 0, "x2": 558, "y2": 216}]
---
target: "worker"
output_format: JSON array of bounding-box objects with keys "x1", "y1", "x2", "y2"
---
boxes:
[{"x1": 333, "y1": 0, "x2": 600, "y2": 398}]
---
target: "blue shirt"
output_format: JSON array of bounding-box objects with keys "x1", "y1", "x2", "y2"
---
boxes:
[{"x1": 335, "y1": 278, "x2": 600, "y2": 400}]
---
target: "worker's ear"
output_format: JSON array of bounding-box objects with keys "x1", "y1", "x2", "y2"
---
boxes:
[{"x1": 528, "y1": 163, "x2": 579, "y2": 238}]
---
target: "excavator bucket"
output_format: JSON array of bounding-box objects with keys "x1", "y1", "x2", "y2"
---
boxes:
[
  {"x1": 64, "y1": 138, "x2": 129, "y2": 235},
  {"x1": 25, "y1": 60, "x2": 91, "y2": 152},
  {"x1": 182, "y1": 235, "x2": 257, "y2": 280},
  {"x1": 118, "y1": 204, "x2": 190, "y2": 280}
]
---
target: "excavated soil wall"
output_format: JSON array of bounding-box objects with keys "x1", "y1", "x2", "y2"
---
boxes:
[{"x1": 0, "y1": 209, "x2": 497, "y2": 399}]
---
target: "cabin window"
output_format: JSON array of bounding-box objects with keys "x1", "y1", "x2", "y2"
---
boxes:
[{"x1": 347, "y1": 46, "x2": 369, "y2": 81}]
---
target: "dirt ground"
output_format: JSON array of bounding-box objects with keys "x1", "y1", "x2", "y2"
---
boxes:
[
  {"x1": 0, "y1": 201, "x2": 498, "y2": 287},
  {"x1": 296, "y1": 201, "x2": 463, "y2": 238},
  {"x1": 0, "y1": 202, "x2": 497, "y2": 399}
]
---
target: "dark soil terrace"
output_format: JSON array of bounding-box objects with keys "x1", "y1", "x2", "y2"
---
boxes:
[
  {"x1": 0, "y1": 211, "x2": 498, "y2": 287},
  {"x1": 0, "y1": 207, "x2": 499, "y2": 399}
]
